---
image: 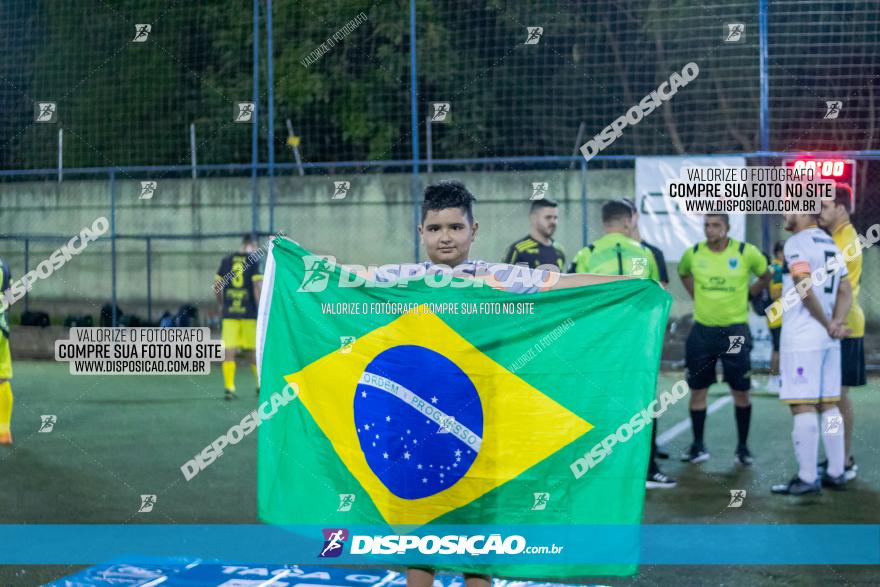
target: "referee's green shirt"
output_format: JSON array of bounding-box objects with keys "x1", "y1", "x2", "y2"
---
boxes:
[
  {"x1": 678, "y1": 238, "x2": 767, "y2": 327},
  {"x1": 572, "y1": 232, "x2": 660, "y2": 281}
]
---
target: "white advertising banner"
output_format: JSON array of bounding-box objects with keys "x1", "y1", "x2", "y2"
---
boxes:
[{"x1": 635, "y1": 156, "x2": 747, "y2": 261}]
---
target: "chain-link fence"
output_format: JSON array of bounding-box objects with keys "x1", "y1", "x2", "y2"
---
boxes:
[{"x1": 2, "y1": 1, "x2": 879, "y2": 328}]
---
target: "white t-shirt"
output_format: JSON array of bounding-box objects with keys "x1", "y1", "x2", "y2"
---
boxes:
[{"x1": 781, "y1": 227, "x2": 847, "y2": 351}]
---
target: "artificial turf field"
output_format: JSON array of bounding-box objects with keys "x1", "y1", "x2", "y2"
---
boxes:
[{"x1": 1, "y1": 362, "x2": 878, "y2": 586}]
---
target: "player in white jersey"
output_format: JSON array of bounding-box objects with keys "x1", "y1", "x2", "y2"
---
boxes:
[{"x1": 771, "y1": 213, "x2": 852, "y2": 495}]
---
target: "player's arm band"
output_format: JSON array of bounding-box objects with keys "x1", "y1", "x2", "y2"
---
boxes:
[{"x1": 789, "y1": 261, "x2": 811, "y2": 276}]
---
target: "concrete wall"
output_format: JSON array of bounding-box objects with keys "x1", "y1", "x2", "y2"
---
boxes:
[{"x1": 1, "y1": 170, "x2": 877, "y2": 328}]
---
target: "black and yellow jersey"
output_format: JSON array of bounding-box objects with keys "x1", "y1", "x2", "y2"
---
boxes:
[
  {"x1": 0, "y1": 258, "x2": 9, "y2": 338},
  {"x1": 216, "y1": 253, "x2": 263, "y2": 319},
  {"x1": 502, "y1": 235, "x2": 566, "y2": 270}
]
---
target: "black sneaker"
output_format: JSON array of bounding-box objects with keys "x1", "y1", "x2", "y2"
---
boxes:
[
  {"x1": 646, "y1": 470, "x2": 677, "y2": 489},
  {"x1": 845, "y1": 457, "x2": 858, "y2": 481},
  {"x1": 771, "y1": 476, "x2": 820, "y2": 495},
  {"x1": 655, "y1": 445, "x2": 670, "y2": 459},
  {"x1": 821, "y1": 472, "x2": 847, "y2": 491},
  {"x1": 224, "y1": 389, "x2": 237, "y2": 401},
  {"x1": 680, "y1": 443, "x2": 710, "y2": 464},
  {"x1": 818, "y1": 457, "x2": 857, "y2": 481},
  {"x1": 735, "y1": 445, "x2": 754, "y2": 466}
]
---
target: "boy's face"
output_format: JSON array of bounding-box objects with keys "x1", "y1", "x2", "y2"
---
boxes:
[{"x1": 419, "y1": 207, "x2": 478, "y2": 267}]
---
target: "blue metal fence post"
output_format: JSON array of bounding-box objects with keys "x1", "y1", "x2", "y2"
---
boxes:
[
  {"x1": 110, "y1": 172, "x2": 118, "y2": 326},
  {"x1": 267, "y1": 0, "x2": 276, "y2": 235},
  {"x1": 146, "y1": 237, "x2": 152, "y2": 323},
  {"x1": 409, "y1": 0, "x2": 420, "y2": 262},
  {"x1": 251, "y1": 0, "x2": 260, "y2": 237},
  {"x1": 759, "y1": 0, "x2": 771, "y2": 251},
  {"x1": 580, "y1": 159, "x2": 589, "y2": 247}
]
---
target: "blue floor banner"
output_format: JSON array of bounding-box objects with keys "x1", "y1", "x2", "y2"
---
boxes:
[{"x1": 48, "y1": 562, "x2": 607, "y2": 587}]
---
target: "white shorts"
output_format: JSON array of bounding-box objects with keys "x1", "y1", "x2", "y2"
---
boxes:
[{"x1": 780, "y1": 347, "x2": 841, "y2": 404}]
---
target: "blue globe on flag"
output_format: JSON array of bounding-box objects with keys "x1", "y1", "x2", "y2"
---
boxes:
[{"x1": 353, "y1": 345, "x2": 483, "y2": 499}]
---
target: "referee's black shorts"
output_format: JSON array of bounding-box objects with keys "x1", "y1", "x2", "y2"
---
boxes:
[
  {"x1": 685, "y1": 322, "x2": 752, "y2": 391},
  {"x1": 841, "y1": 337, "x2": 867, "y2": 387}
]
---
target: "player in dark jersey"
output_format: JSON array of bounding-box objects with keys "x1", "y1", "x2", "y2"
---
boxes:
[
  {"x1": 215, "y1": 235, "x2": 264, "y2": 400},
  {"x1": 502, "y1": 199, "x2": 566, "y2": 270},
  {"x1": 0, "y1": 257, "x2": 13, "y2": 445}
]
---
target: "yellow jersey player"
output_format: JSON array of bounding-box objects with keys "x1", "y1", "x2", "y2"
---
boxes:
[
  {"x1": 215, "y1": 235, "x2": 263, "y2": 400},
  {"x1": 818, "y1": 183, "x2": 863, "y2": 481},
  {"x1": 0, "y1": 257, "x2": 13, "y2": 445}
]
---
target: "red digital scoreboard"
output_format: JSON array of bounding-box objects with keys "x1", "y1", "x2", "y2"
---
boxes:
[{"x1": 782, "y1": 157, "x2": 857, "y2": 212}]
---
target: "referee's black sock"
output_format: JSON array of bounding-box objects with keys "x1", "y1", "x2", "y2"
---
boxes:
[
  {"x1": 735, "y1": 404, "x2": 751, "y2": 447},
  {"x1": 690, "y1": 409, "x2": 707, "y2": 446}
]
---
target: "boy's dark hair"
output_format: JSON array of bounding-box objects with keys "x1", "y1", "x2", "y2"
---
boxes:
[
  {"x1": 773, "y1": 240, "x2": 785, "y2": 256},
  {"x1": 242, "y1": 233, "x2": 255, "y2": 245},
  {"x1": 833, "y1": 183, "x2": 853, "y2": 212},
  {"x1": 530, "y1": 198, "x2": 558, "y2": 213},
  {"x1": 421, "y1": 181, "x2": 476, "y2": 223},
  {"x1": 602, "y1": 200, "x2": 635, "y2": 224},
  {"x1": 705, "y1": 213, "x2": 730, "y2": 227}
]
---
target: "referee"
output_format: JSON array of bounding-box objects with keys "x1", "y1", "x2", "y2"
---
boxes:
[{"x1": 678, "y1": 214, "x2": 770, "y2": 465}]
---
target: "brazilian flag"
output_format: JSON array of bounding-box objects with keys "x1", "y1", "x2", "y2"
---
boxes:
[{"x1": 257, "y1": 238, "x2": 670, "y2": 577}]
